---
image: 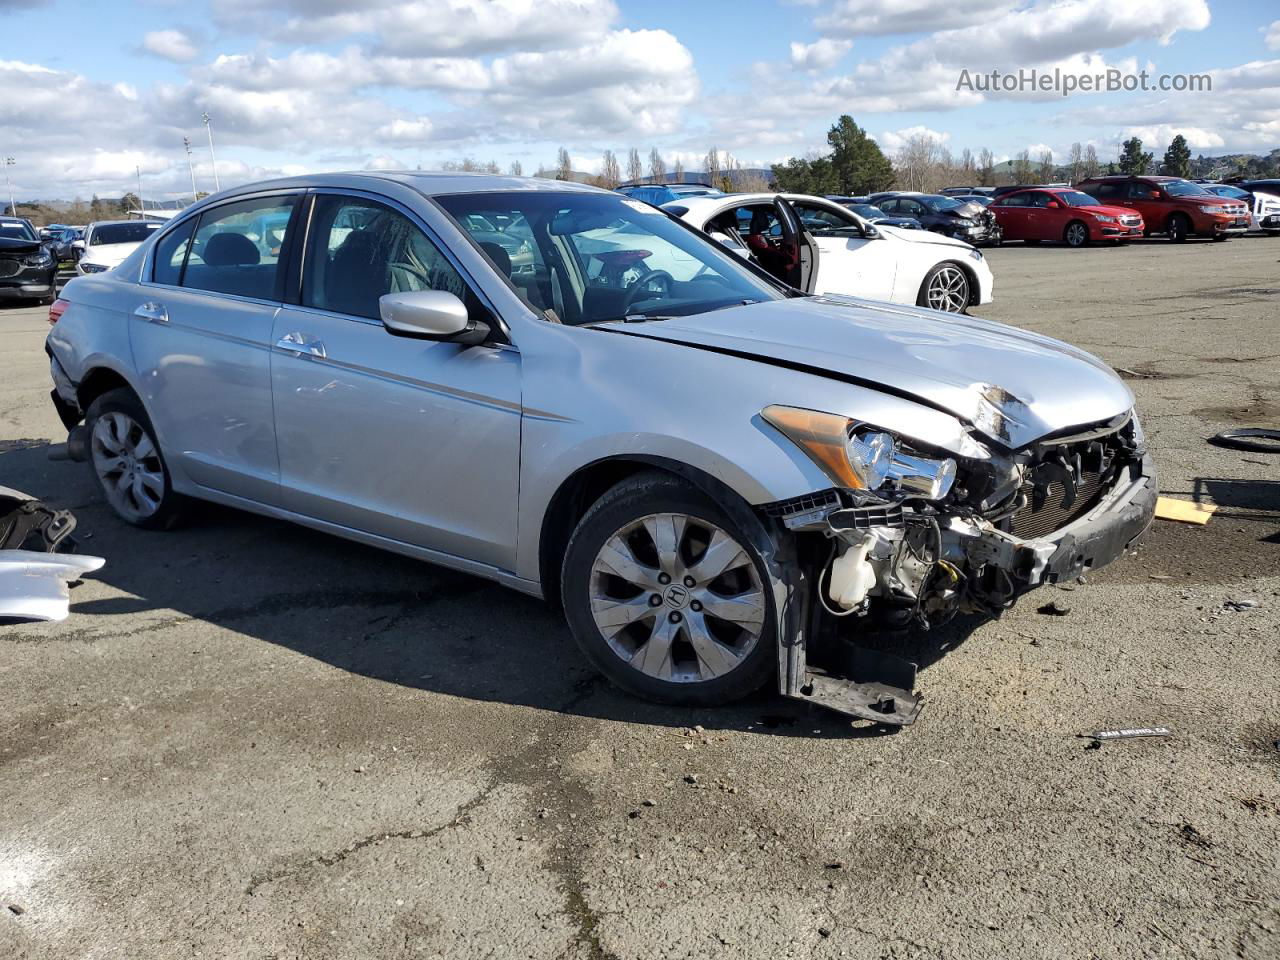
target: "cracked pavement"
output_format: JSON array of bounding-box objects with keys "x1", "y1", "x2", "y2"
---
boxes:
[{"x1": 2, "y1": 236, "x2": 1278, "y2": 959}]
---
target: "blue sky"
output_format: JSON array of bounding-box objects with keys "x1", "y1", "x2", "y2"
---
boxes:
[{"x1": 2, "y1": 0, "x2": 1277, "y2": 199}]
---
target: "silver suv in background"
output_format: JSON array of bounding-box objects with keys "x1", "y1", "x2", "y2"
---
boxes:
[{"x1": 45, "y1": 173, "x2": 1155, "y2": 723}]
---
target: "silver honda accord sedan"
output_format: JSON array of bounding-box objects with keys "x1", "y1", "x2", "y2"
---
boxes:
[{"x1": 45, "y1": 173, "x2": 1155, "y2": 722}]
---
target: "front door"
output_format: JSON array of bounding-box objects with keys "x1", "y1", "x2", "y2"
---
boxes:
[
  {"x1": 129, "y1": 192, "x2": 302, "y2": 503},
  {"x1": 269, "y1": 192, "x2": 521, "y2": 570},
  {"x1": 786, "y1": 199, "x2": 895, "y2": 300}
]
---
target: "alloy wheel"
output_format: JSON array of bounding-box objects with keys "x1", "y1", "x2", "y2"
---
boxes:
[
  {"x1": 1065, "y1": 222, "x2": 1088, "y2": 247},
  {"x1": 588, "y1": 512, "x2": 766, "y2": 684},
  {"x1": 925, "y1": 265, "x2": 969, "y2": 312},
  {"x1": 90, "y1": 411, "x2": 165, "y2": 521}
]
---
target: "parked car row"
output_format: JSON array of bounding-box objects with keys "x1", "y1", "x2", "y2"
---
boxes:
[{"x1": 44, "y1": 171, "x2": 1155, "y2": 723}]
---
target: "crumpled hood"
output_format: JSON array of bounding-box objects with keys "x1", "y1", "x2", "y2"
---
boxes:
[
  {"x1": 944, "y1": 201, "x2": 987, "y2": 219},
  {"x1": 83, "y1": 242, "x2": 143, "y2": 266},
  {"x1": 0, "y1": 237, "x2": 43, "y2": 256},
  {"x1": 601, "y1": 296, "x2": 1133, "y2": 450}
]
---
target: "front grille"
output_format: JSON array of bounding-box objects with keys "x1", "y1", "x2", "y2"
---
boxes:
[
  {"x1": 0, "y1": 259, "x2": 20, "y2": 278},
  {"x1": 1001, "y1": 423, "x2": 1137, "y2": 539},
  {"x1": 1119, "y1": 215, "x2": 1141, "y2": 226},
  {"x1": 1009, "y1": 469, "x2": 1107, "y2": 538}
]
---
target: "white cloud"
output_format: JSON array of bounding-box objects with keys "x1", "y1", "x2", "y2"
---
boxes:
[
  {"x1": 1120, "y1": 125, "x2": 1224, "y2": 149},
  {"x1": 789, "y1": 38, "x2": 852, "y2": 72},
  {"x1": 816, "y1": 0, "x2": 1016, "y2": 36},
  {"x1": 876, "y1": 125, "x2": 951, "y2": 152},
  {"x1": 141, "y1": 29, "x2": 200, "y2": 63},
  {"x1": 376, "y1": 117, "x2": 434, "y2": 143},
  {"x1": 1266, "y1": 20, "x2": 1280, "y2": 51}
]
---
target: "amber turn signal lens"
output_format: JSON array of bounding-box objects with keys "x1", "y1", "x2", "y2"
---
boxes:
[{"x1": 761, "y1": 405, "x2": 864, "y2": 489}]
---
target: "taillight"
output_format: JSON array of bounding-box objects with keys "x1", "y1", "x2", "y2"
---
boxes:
[{"x1": 48, "y1": 298, "x2": 69, "y2": 325}]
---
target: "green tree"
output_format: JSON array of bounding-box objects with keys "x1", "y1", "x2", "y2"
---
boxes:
[
  {"x1": 1161, "y1": 134, "x2": 1191, "y2": 178},
  {"x1": 826, "y1": 115, "x2": 894, "y2": 194},
  {"x1": 770, "y1": 155, "x2": 838, "y2": 195},
  {"x1": 1118, "y1": 137, "x2": 1153, "y2": 176}
]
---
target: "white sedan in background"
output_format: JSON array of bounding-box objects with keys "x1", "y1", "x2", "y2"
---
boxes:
[
  {"x1": 668, "y1": 193, "x2": 993, "y2": 314},
  {"x1": 75, "y1": 220, "x2": 163, "y2": 275}
]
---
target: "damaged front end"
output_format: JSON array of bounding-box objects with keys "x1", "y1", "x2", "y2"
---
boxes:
[{"x1": 759, "y1": 408, "x2": 1156, "y2": 726}]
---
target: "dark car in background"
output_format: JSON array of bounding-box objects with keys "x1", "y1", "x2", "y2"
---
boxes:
[
  {"x1": 825, "y1": 196, "x2": 922, "y2": 229},
  {"x1": 868, "y1": 192, "x2": 1002, "y2": 245},
  {"x1": 989, "y1": 187, "x2": 1143, "y2": 246},
  {"x1": 0, "y1": 217, "x2": 58, "y2": 305},
  {"x1": 1076, "y1": 175, "x2": 1248, "y2": 242}
]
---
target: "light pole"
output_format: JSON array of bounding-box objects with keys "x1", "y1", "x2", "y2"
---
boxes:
[
  {"x1": 183, "y1": 136, "x2": 198, "y2": 203},
  {"x1": 202, "y1": 112, "x2": 220, "y2": 191},
  {"x1": 3, "y1": 157, "x2": 15, "y2": 217}
]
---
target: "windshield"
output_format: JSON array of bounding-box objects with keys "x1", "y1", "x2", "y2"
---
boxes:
[
  {"x1": 1060, "y1": 191, "x2": 1104, "y2": 207},
  {"x1": 1207, "y1": 185, "x2": 1249, "y2": 199},
  {"x1": 437, "y1": 191, "x2": 786, "y2": 326},
  {"x1": 1162, "y1": 180, "x2": 1211, "y2": 198},
  {"x1": 0, "y1": 220, "x2": 38, "y2": 241},
  {"x1": 850, "y1": 204, "x2": 887, "y2": 219},
  {"x1": 921, "y1": 196, "x2": 963, "y2": 212},
  {"x1": 89, "y1": 222, "x2": 161, "y2": 246}
]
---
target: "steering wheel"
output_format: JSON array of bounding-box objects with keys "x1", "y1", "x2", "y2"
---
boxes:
[{"x1": 622, "y1": 269, "x2": 674, "y2": 311}]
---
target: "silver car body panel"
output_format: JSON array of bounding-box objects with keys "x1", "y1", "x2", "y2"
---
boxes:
[
  {"x1": 48, "y1": 171, "x2": 1134, "y2": 596},
  {"x1": 0, "y1": 550, "x2": 105, "y2": 622}
]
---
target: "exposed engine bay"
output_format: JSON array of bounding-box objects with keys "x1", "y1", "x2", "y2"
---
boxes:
[{"x1": 760, "y1": 410, "x2": 1156, "y2": 725}]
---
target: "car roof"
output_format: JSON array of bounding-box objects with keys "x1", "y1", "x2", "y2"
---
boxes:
[{"x1": 210, "y1": 171, "x2": 606, "y2": 203}]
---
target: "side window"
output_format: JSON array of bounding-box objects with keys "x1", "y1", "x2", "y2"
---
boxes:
[
  {"x1": 303, "y1": 195, "x2": 468, "y2": 321},
  {"x1": 792, "y1": 203, "x2": 858, "y2": 235},
  {"x1": 1126, "y1": 181, "x2": 1156, "y2": 200},
  {"x1": 998, "y1": 194, "x2": 1025, "y2": 207},
  {"x1": 1088, "y1": 182, "x2": 1117, "y2": 201},
  {"x1": 1027, "y1": 192, "x2": 1052, "y2": 208},
  {"x1": 878, "y1": 198, "x2": 900, "y2": 214},
  {"x1": 182, "y1": 195, "x2": 296, "y2": 301},
  {"x1": 152, "y1": 218, "x2": 196, "y2": 286}
]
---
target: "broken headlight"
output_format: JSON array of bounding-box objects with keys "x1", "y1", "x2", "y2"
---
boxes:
[{"x1": 762, "y1": 406, "x2": 957, "y2": 501}]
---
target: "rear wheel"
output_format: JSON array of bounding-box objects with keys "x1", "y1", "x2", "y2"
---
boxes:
[
  {"x1": 85, "y1": 388, "x2": 187, "y2": 529},
  {"x1": 1167, "y1": 213, "x2": 1191, "y2": 242},
  {"x1": 561, "y1": 472, "x2": 776, "y2": 706},
  {"x1": 1064, "y1": 221, "x2": 1089, "y2": 247},
  {"x1": 918, "y1": 262, "x2": 970, "y2": 313}
]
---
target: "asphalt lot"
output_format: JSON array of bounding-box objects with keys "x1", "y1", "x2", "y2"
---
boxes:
[{"x1": 2, "y1": 237, "x2": 1278, "y2": 960}]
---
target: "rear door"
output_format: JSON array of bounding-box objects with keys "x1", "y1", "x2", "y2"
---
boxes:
[
  {"x1": 268, "y1": 191, "x2": 521, "y2": 570},
  {"x1": 130, "y1": 192, "x2": 303, "y2": 503},
  {"x1": 991, "y1": 193, "x2": 1028, "y2": 239},
  {"x1": 774, "y1": 198, "x2": 818, "y2": 292}
]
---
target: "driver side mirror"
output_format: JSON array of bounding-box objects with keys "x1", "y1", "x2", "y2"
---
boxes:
[
  {"x1": 72, "y1": 240, "x2": 85, "y2": 250},
  {"x1": 379, "y1": 290, "x2": 491, "y2": 346},
  {"x1": 863, "y1": 224, "x2": 881, "y2": 239},
  {"x1": 1045, "y1": 200, "x2": 1061, "y2": 209}
]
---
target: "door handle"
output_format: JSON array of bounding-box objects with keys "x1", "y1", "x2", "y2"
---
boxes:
[
  {"x1": 275, "y1": 331, "x2": 327, "y2": 359},
  {"x1": 134, "y1": 301, "x2": 168, "y2": 323}
]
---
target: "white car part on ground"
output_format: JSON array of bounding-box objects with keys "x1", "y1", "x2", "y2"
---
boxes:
[{"x1": 0, "y1": 550, "x2": 105, "y2": 622}]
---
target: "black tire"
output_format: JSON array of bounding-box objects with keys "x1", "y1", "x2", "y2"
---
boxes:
[
  {"x1": 1167, "y1": 213, "x2": 1191, "y2": 242},
  {"x1": 561, "y1": 471, "x2": 776, "y2": 707},
  {"x1": 1212, "y1": 233, "x2": 1230, "y2": 242},
  {"x1": 1063, "y1": 220, "x2": 1090, "y2": 248},
  {"x1": 916, "y1": 261, "x2": 971, "y2": 313},
  {"x1": 84, "y1": 387, "x2": 187, "y2": 530}
]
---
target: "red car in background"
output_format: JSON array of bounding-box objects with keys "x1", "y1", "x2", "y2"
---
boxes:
[{"x1": 988, "y1": 187, "x2": 1144, "y2": 247}]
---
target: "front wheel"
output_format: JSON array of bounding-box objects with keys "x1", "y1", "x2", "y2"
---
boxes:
[
  {"x1": 918, "y1": 262, "x2": 970, "y2": 313},
  {"x1": 561, "y1": 472, "x2": 776, "y2": 706},
  {"x1": 1064, "y1": 221, "x2": 1089, "y2": 247},
  {"x1": 85, "y1": 388, "x2": 187, "y2": 529},
  {"x1": 1167, "y1": 213, "x2": 1191, "y2": 242}
]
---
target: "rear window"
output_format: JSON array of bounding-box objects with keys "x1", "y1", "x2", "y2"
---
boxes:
[
  {"x1": 89, "y1": 222, "x2": 161, "y2": 246},
  {"x1": 180, "y1": 196, "x2": 296, "y2": 301}
]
